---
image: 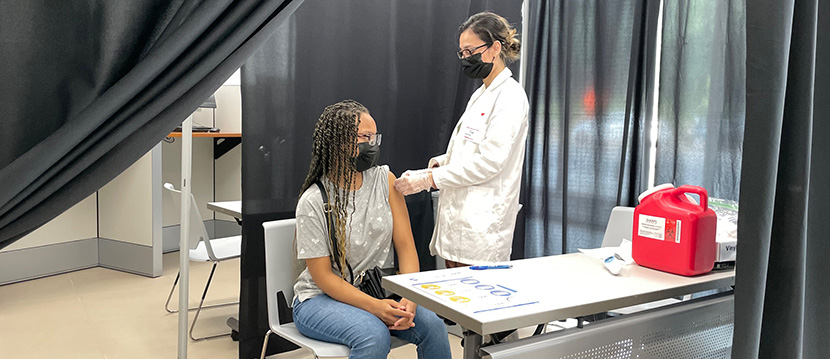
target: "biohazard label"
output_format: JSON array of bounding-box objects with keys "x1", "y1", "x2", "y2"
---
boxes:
[
  {"x1": 638, "y1": 214, "x2": 682, "y2": 243},
  {"x1": 666, "y1": 219, "x2": 681, "y2": 243}
]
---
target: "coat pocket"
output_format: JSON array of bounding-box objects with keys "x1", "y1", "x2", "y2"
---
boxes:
[{"x1": 463, "y1": 186, "x2": 500, "y2": 233}]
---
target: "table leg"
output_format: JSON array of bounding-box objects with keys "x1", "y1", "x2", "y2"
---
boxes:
[{"x1": 462, "y1": 329, "x2": 483, "y2": 359}]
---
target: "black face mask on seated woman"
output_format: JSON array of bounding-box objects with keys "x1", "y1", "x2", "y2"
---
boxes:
[
  {"x1": 460, "y1": 52, "x2": 494, "y2": 79},
  {"x1": 354, "y1": 142, "x2": 380, "y2": 172}
]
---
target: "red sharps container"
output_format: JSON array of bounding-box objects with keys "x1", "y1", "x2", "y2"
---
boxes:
[{"x1": 632, "y1": 184, "x2": 717, "y2": 276}]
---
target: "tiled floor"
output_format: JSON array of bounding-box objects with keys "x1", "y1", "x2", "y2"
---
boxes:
[{"x1": 0, "y1": 252, "x2": 465, "y2": 358}]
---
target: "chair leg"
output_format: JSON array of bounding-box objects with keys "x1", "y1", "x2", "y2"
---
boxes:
[
  {"x1": 189, "y1": 262, "x2": 233, "y2": 341},
  {"x1": 165, "y1": 268, "x2": 240, "y2": 314},
  {"x1": 260, "y1": 329, "x2": 272, "y2": 359},
  {"x1": 164, "y1": 271, "x2": 181, "y2": 313}
]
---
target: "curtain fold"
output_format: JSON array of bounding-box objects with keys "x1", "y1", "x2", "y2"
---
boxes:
[
  {"x1": 733, "y1": 0, "x2": 830, "y2": 357},
  {"x1": 523, "y1": 0, "x2": 653, "y2": 257},
  {"x1": 654, "y1": 0, "x2": 745, "y2": 200},
  {"x1": 0, "y1": 0, "x2": 303, "y2": 249}
]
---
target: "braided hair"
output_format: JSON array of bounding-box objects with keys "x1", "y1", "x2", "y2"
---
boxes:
[{"x1": 299, "y1": 99, "x2": 369, "y2": 280}]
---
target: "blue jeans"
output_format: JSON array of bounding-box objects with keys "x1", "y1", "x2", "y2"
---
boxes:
[{"x1": 293, "y1": 294, "x2": 452, "y2": 359}]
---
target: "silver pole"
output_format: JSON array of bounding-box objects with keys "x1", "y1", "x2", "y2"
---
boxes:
[
  {"x1": 519, "y1": 0, "x2": 529, "y2": 87},
  {"x1": 178, "y1": 115, "x2": 193, "y2": 358}
]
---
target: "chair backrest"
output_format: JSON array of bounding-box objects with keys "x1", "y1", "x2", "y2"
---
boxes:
[
  {"x1": 263, "y1": 218, "x2": 298, "y2": 329},
  {"x1": 163, "y1": 183, "x2": 211, "y2": 253},
  {"x1": 601, "y1": 206, "x2": 634, "y2": 248}
]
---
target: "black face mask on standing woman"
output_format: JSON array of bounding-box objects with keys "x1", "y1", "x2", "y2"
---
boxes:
[
  {"x1": 354, "y1": 142, "x2": 380, "y2": 172},
  {"x1": 460, "y1": 52, "x2": 494, "y2": 79}
]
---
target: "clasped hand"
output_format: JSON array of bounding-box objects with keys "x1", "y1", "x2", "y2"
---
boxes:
[{"x1": 372, "y1": 297, "x2": 417, "y2": 330}]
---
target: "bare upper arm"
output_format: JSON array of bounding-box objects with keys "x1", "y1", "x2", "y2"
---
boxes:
[
  {"x1": 305, "y1": 256, "x2": 340, "y2": 286},
  {"x1": 387, "y1": 171, "x2": 410, "y2": 223},
  {"x1": 387, "y1": 170, "x2": 418, "y2": 272}
]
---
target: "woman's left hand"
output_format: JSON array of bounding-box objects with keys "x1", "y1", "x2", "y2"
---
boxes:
[{"x1": 388, "y1": 297, "x2": 418, "y2": 330}]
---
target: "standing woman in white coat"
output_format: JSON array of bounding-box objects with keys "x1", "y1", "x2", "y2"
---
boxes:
[{"x1": 395, "y1": 12, "x2": 529, "y2": 268}]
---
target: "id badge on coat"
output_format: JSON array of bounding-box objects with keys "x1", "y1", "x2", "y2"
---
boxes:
[{"x1": 461, "y1": 114, "x2": 487, "y2": 144}]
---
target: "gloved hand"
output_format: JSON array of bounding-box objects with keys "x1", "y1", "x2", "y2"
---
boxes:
[{"x1": 394, "y1": 169, "x2": 433, "y2": 195}]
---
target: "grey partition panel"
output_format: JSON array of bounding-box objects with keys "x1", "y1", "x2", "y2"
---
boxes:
[{"x1": 481, "y1": 293, "x2": 734, "y2": 359}]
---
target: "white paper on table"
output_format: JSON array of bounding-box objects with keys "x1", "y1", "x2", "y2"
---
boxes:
[{"x1": 578, "y1": 239, "x2": 635, "y2": 264}]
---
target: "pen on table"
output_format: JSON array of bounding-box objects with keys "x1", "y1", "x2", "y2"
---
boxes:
[{"x1": 469, "y1": 265, "x2": 512, "y2": 270}]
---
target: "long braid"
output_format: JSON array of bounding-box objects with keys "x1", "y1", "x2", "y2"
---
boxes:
[{"x1": 298, "y1": 100, "x2": 369, "y2": 280}]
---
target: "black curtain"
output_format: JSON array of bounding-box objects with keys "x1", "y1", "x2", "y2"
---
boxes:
[
  {"x1": 733, "y1": 0, "x2": 830, "y2": 357},
  {"x1": 0, "y1": 0, "x2": 304, "y2": 250},
  {"x1": 523, "y1": 0, "x2": 658, "y2": 257},
  {"x1": 654, "y1": 0, "x2": 745, "y2": 200},
  {"x1": 239, "y1": 0, "x2": 521, "y2": 356}
]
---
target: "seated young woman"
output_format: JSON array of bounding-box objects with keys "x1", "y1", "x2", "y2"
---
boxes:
[{"x1": 291, "y1": 100, "x2": 452, "y2": 359}]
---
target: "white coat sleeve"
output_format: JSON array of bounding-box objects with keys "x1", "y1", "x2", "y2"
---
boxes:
[
  {"x1": 428, "y1": 154, "x2": 448, "y2": 168},
  {"x1": 431, "y1": 95, "x2": 527, "y2": 189}
]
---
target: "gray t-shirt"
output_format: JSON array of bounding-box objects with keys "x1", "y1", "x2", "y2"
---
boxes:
[{"x1": 293, "y1": 165, "x2": 395, "y2": 302}]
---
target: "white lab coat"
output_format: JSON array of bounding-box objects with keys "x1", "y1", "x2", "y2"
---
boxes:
[{"x1": 429, "y1": 68, "x2": 529, "y2": 264}]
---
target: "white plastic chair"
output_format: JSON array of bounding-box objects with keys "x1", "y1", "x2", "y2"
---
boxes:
[
  {"x1": 261, "y1": 219, "x2": 350, "y2": 358},
  {"x1": 600, "y1": 206, "x2": 634, "y2": 248},
  {"x1": 261, "y1": 219, "x2": 406, "y2": 359},
  {"x1": 163, "y1": 183, "x2": 241, "y2": 341}
]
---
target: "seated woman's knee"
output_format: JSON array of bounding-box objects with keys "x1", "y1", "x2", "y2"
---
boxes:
[
  {"x1": 416, "y1": 308, "x2": 444, "y2": 331},
  {"x1": 350, "y1": 321, "x2": 391, "y2": 358},
  {"x1": 352, "y1": 319, "x2": 391, "y2": 349}
]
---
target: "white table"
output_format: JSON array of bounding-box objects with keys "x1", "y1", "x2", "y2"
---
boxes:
[
  {"x1": 383, "y1": 253, "x2": 734, "y2": 359},
  {"x1": 207, "y1": 200, "x2": 241, "y2": 219}
]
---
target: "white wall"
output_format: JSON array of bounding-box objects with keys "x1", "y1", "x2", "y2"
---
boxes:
[
  {"x1": 189, "y1": 84, "x2": 241, "y2": 133},
  {"x1": 98, "y1": 149, "x2": 155, "y2": 246},
  {"x1": 214, "y1": 85, "x2": 242, "y2": 133},
  {"x1": 0, "y1": 194, "x2": 98, "y2": 252}
]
